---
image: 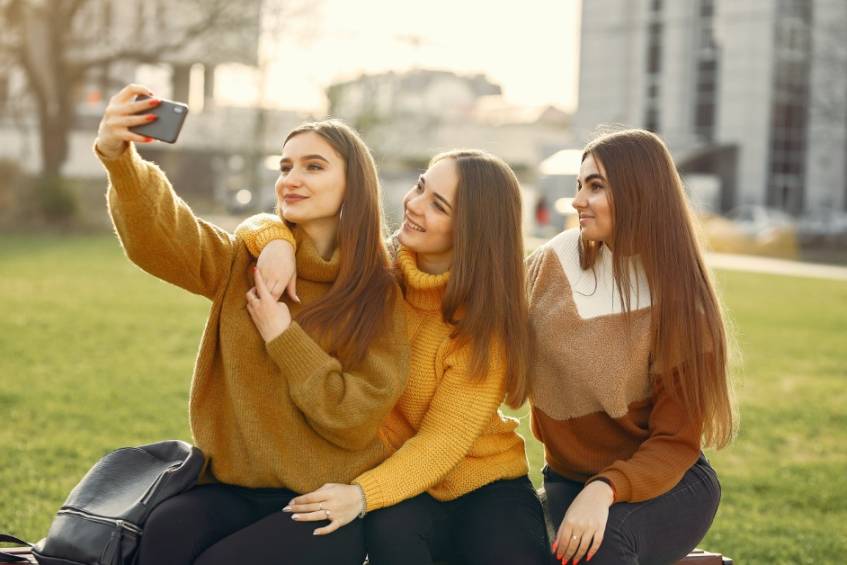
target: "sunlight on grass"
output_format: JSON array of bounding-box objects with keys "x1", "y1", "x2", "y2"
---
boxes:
[{"x1": 1, "y1": 235, "x2": 845, "y2": 563}]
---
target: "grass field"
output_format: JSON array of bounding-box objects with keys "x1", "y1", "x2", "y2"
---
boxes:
[{"x1": 1, "y1": 233, "x2": 845, "y2": 563}]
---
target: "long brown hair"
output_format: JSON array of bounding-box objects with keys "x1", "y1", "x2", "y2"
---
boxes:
[
  {"x1": 581, "y1": 129, "x2": 736, "y2": 448},
  {"x1": 431, "y1": 150, "x2": 530, "y2": 409},
  {"x1": 284, "y1": 120, "x2": 396, "y2": 367}
]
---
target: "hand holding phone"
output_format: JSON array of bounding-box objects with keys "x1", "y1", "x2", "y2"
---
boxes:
[{"x1": 129, "y1": 95, "x2": 189, "y2": 144}]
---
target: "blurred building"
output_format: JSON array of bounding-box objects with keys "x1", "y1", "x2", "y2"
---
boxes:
[
  {"x1": 0, "y1": 0, "x2": 309, "y2": 214},
  {"x1": 572, "y1": 0, "x2": 847, "y2": 217},
  {"x1": 326, "y1": 69, "x2": 572, "y2": 229}
]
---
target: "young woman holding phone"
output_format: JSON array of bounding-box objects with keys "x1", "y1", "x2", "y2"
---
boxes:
[{"x1": 94, "y1": 84, "x2": 410, "y2": 565}]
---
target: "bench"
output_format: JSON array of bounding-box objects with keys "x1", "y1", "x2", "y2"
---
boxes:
[{"x1": 1, "y1": 546, "x2": 731, "y2": 564}]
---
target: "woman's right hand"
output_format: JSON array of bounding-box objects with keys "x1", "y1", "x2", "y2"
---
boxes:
[
  {"x1": 95, "y1": 84, "x2": 161, "y2": 159},
  {"x1": 257, "y1": 239, "x2": 299, "y2": 303}
]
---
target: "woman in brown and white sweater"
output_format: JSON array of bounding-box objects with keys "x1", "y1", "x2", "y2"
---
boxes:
[{"x1": 529, "y1": 129, "x2": 736, "y2": 565}]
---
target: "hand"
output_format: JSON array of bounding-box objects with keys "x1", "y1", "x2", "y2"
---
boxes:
[
  {"x1": 95, "y1": 84, "x2": 161, "y2": 158},
  {"x1": 552, "y1": 481, "x2": 614, "y2": 564},
  {"x1": 245, "y1": 266, "x2": 292, "y2": 342},
  {"x1": 257, "y1": 239, "x2": 299, "y2": 302},
  {"x1": 283, "y1": 483, "x2": 365, "y2": 535}
]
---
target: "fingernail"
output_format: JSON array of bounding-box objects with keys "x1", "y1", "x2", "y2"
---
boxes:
[
  {"x1": 552, "y1": 541, "x2": 558, "y2": 551},
  {"x1": 144, "y1": 137, "x2": 153, "y2": 142},
  {"x1": 282, "y1": 506, "x2": 292, "y2": 512},
  {"x1": 291, "y1": 514, "x2": 300, "y2": 520},
  {"x1": 149, "y1": 98, "x2": 160, "y2": 106},
  {"x1": 312, "y1": 531, "x2": 319, "y2": 536},
  {"x1": 146, "y1": 114, "x2": 157, "y2": 122}
]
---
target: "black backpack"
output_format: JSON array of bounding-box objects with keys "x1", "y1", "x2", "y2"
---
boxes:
[{"x1": 1, "y1": 440, "x2": 204, "y2": 565}]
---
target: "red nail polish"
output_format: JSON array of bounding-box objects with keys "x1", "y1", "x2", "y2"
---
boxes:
[
  {"x1": 146, "y1": 114, "x2": 157, "y2": 122},
  {"x1": 149, "y1": 98, "x2": 160, "y2": 106},
  {"x1": 144, "y1": 137, "x2": 153, "y2": 142}
]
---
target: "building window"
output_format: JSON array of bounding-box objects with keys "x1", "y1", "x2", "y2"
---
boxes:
[
  {"x1": 766, "y1": 0, "x2": 812, "y2": 214},
  {"x1": 644, "y1": 9, "x2": 663, "y2": 133},
  {"x1": 694, "y1": 0, "x2": 719, "y2": 142}
]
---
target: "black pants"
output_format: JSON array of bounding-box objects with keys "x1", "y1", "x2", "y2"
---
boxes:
[
  {"x1": 364, "y1": 476, "x2": 549, "y2": 565},
  {"x1": 137, "y1": 483, "x2": 365, "y2": 565},
  {"x1": 543, "y1": 455, "x2": 721, "y2": 565}
]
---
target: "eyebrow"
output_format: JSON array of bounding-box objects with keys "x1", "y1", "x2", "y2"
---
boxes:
[
  {"x1": 280, "y1": 154, "x2": 331, "y2": 166},
  {"x1": 419, "y1": 175, "x2": 453, "y2": 210},
  {"x1": 577, "y1": 173, "x2": 607, "y2": 186}
]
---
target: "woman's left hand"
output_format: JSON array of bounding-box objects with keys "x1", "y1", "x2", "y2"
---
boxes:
[
  {"x1": 246, "y1": 267, "x2": 291, "y2": 342},
  {"x1": 284, "y1": 483, "x2": 365, "y2": 535},
  {"x1": 552, "y1": 480, "x2": 614, "y2": 564}
]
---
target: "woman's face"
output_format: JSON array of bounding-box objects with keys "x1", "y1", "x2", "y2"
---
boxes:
[
  {"x1": 275, "y1": 132, "x2": 346, "y2": 225},
  {"x1": 399, "y1": 157, "x2": 458, "y2": 260},
  {"x1": 574, "y1": 153, "x2": 614, "y2": 243}
]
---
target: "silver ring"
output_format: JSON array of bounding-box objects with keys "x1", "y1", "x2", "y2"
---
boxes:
[
  {"x1": 324, "y1": 509, "x2": 331, "y2": 519},
  {"x1": 571, "y1": 535, "x2": 578, "y2": 540}
]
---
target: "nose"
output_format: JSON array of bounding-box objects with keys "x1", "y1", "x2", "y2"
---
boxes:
[
  {"x1": 281, "y1": 168, "x2": 303, "y2": 190},
  {"x1": 405, "y1": 191, "x2": 425, "y2": 216},
  {"x1": 572, "y1": 187, "x2": 588, "y2": 210}
]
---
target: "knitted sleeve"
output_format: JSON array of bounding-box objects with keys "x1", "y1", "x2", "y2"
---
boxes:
[
  {"x1": 98, "y1": 143, "x2": 234, "y2": 300},
  {"x1": 234, "y1": 213, "x2": 296, "y2": 257},
  {"x1": 352, "y1": 341, "x2": 508, "y2": 512},
  {"x1": 264, "y1": 299, "x2": 410, "y2": 451},
  {"x1": 588, "y1": 369, "x2": 704, "y2": 503}
]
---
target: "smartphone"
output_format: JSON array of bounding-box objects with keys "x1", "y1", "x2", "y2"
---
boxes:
[{"x1": 129, "y1": 95, "x2": 189, "y2": 143}]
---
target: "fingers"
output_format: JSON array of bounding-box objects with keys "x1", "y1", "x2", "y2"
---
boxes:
[
  {"x1": 268, "y1": 279, "x2": 283, "y2": 301},
  {"x1": 253, "y1": 267, "x2": 272, "y2": 300},
  {"x1": 290, "y1": 510, "x2": 331, "y2": 523},
  {"x1": 286, "y1": 274, "x2": 300, "y2": 303},
  {"x1": 287, "y1": 491, "x2": 324, "y2": 507},
  {"x1": 572, "y1": 533, "x2": 593, "y2": 564},
  {"x1": 108, "y1": 113, "x2": 158, "y2": 128},
  {"x1": 111, "y1": 83, "x2": 154, "y2": 105},
  {"x1": 586, "y1": 532, "x2": 604, "y2": 562},
  {"x1": 312, "y1": 520, "x2": 342, "y2": 536}
]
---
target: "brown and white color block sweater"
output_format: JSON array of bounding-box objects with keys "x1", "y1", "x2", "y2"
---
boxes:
[{"x1": 526, "y1": 229, "x2": 702, "y2": 503}]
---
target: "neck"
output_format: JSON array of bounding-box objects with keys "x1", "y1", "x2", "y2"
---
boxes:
[
  {"x1": 301, "y1": 218, "x2": 339, "y2": 260},
  {"x1": 416, "y1": 251, "x2": 452, "y2": 275}
]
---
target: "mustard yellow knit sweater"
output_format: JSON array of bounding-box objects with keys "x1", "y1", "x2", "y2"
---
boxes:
[
  {"x1": 238, "y1": 217, "x2": 529, "y2": 512},
  {"x1": 98, "y1": 144, "x2": 409, "y2": 493}
]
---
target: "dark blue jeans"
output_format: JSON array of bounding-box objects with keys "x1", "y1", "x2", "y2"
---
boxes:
[
  {"x1": 365, "y1": 476, "x2": 549, "y2": 565},
  {"x1": 543, "y1": 455, "x2": 721, "y2": 565},
  {"x1": 137, "y1": 483, "x2": 365, "y2": 565}
]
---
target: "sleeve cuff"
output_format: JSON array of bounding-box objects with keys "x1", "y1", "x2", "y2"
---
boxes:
[
  {"x1": 353, "y1": 473, "x2": 386, "y2": 513},
  {"x1": 265, "y1": 322, "x2": 336, "y2": 387},
  {"x1": 589, "y1": 469, "x2": 632, "y2": 503}
]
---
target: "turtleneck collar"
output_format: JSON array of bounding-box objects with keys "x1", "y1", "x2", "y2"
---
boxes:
[
  {"x1": 294, "y1": 227, "x2": 340, "y2": 283},
  {"x1": 397, "y1": 246, "x2": 449, "y2": 311}
]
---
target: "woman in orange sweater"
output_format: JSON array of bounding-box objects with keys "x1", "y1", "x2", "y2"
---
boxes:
[
  {"x1": 528, "y1": 129, "x2": 736, "y2": 564},
  {"x1": 241, "y1": 150, "x2": 550, "y2": 564},
  {"x1": 94, "y1": 85, "x2": 409, "y2": 565}
]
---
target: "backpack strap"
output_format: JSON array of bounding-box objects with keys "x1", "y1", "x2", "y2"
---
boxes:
[{"x1": 0, "y1": 534, "x2": 33, "y2": 563}]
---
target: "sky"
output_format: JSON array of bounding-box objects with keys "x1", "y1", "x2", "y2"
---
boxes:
[{"x1": 214, "y1": 0, "x2": 582, "y2": 113}]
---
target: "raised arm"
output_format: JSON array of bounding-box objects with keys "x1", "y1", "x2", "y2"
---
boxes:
[{"x1": 96, "y1": 84, "x2": 235, "y2": 299}]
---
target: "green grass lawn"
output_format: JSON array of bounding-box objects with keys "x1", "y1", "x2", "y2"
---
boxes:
[{"x1": 1, "y1": 233, "x2": 845, "y2": 563}]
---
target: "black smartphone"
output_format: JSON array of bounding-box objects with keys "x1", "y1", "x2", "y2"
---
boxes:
[{"x1": 129, "y1": 95, "x2": 189, "y2": 143}]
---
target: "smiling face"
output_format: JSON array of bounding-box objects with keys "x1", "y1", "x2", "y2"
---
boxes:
[
  {"x1": 275, "y1": 131, "x2": 346, "y2": 226},
  {"x1": 399, "y1": 157, "x2": 459, "y2": 266},
  {"x1": 574, "y1": 153, "x2": 614, "y2": 243}
]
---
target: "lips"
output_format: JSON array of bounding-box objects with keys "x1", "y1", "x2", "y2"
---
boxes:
[
  {"x1": 403, "y1": 213, "x2": 425, "y2": 232},
  {"x1": 284, "y1": 194, "x2": 307, "y2": 203}
]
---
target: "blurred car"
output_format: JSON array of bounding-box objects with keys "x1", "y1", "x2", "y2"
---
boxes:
[
  {"x1": 700, "y1": 205, "x2": 799, "y2": 258},
  {"x1": 796, "y1": 209, "x2": 847, "y2": 246}
]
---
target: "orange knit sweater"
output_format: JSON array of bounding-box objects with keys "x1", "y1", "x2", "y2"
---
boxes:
[{"x1": 98, "y1": 145, "x2": 409, "y2": 493}]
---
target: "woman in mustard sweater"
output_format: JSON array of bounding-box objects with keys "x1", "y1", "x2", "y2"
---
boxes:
[
  {"x1": 94, "y1": 84, "x2": 410, "y2": 565},
  {"x1": 529, "y1": 129, "x2": 736, "y2": 565},
  {"x1": 240, "y1": 150, "x2": 550, "y2": 564}
]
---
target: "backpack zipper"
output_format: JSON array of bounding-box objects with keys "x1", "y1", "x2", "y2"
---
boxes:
[{"x1": 57, "y1": 508, "x2": 142, "y2": 536}]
